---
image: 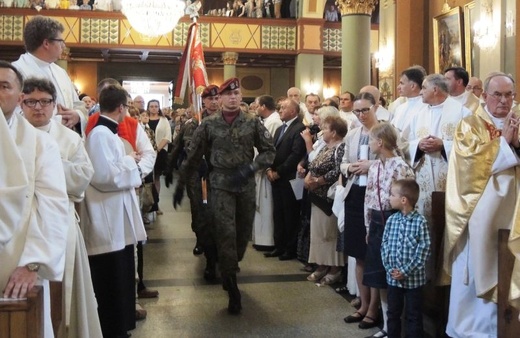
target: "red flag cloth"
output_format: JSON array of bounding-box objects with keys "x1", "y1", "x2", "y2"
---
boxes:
[{"x1": 174, "y1": 22, "x2": 209, "y2": 106}]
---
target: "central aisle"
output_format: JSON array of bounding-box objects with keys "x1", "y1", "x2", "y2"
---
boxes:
[{"x1": 132, "y1": 182, "x2": 379, "y2": 337}]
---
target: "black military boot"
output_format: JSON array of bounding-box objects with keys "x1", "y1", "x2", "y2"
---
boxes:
[
  {"x1": 224, "y1": 274, "x2": 241, "y2": 314},
  {"x1": 203, "y1": 257, "x2": 217, "y2": 281}
]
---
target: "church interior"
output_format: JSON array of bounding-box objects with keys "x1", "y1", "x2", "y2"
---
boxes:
[{"x1": 1, "y1": 0, "x2": 520, "y2": 337}]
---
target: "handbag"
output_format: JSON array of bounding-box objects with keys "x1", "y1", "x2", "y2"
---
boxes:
[
  {"x1": 332, "y1": 184, "x2": 346, "y2": 232},
  {"x1": 140, "y1": 182, "x2": 155, "y2": 213},
  {"x1": 308, "y1": 191, "x2": 333, "y2": 216}
]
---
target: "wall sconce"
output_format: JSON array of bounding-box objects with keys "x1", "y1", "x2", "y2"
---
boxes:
[
  {"x1": 305, "y1": 81, "x2": 320, "y2": 95},
  {"x1": 323, "y1": 87, "x2": 336, "y2": 99},
  {"x1": 374, "y1": 47, "x2": 393, "y2": 72},
  {"x1": 473, "y1": 0, "x2": 498, "y2": 51}
]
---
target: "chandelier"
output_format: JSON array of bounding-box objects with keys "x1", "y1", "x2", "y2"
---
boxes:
[{"x1": 121, "y1": 0, "x2": 186, "y2": 37}]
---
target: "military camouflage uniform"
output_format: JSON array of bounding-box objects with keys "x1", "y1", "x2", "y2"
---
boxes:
[
  {"x1": 181, "y1": 110, "x2": 275, "y2": 276},
  {"x1": 168, "y1": 111, "x2": 218, "y2": 269}
]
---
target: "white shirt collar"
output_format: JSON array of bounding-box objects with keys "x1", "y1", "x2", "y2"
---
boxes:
[
  {"x1": 27, "y1": 52, "x2": 52, "y2": 68},
  {"x1": 284, "y1": 115, "x2": 298, "y2": 127},
  {"x1": 484, "y1": 105, "x2": 506, "y2": 129}
]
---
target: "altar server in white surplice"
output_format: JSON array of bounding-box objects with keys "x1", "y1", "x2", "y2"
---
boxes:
[
  {"x1": 12, "y1": 16, "x2": 87, "y2": 133},
  {"x1": 402, "y1": 73, "x2": 471, "y2": 222},
  {"x1": 81, "y1": 84, "x2": 147, "y2": 338},
  {"x1": 0, "y1": 61, "x2": 69, "y2": 338},
  {"x1": 253, "y1": 95, "x2": 283, "y2": 248},
  {"x1": 21, "y1": 77, "x2": 102, "y2": 338},
  {"x1": 391, "y1": 67, "x2": 429, "y2": 134}
]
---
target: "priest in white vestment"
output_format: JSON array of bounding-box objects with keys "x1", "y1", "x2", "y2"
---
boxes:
[
  {"x1": 253, "y1": 95, "x2": 283, "y2": 248},
  {"x1": 443, "y1": 73, "x2": 520, "y2": 337},
  {"x1": 12, "y1": 16, "x2": 86, "y2": 132},
  {"x1": 391, "y1": 67, "x2": 429, "y2": 133},
  {"x1": 21, "y1": 77, "x2": 102, "y2": 338},
  {"x1": 445, "y1": 66, "x2": 481, "y2": 114},
  {"x1": 401, "y1": 74, "x2": 471, "y2": 223},
  {"x1": 0, "y1": 61, "x2": 69, "y2": 338}
]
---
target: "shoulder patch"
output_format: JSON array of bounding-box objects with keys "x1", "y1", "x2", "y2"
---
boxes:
[{"x1": 264, "y1": 130, "x2": 271, "y2": 139}]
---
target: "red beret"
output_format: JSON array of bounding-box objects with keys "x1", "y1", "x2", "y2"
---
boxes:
[
  {"x1": 201, "y1": 84, "x2": 219, "y2": 98},
  {"x1": 218, "y1": 77, "x2": 240, "y2": 94}
]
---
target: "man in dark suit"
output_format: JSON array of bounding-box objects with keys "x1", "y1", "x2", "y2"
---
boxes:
[{"x1": 265, "y1": 99, "x2": 307, "y2": 260}]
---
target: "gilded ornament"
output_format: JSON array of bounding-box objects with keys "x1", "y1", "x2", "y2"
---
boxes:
[
  {"x1": 222, "y1": 52, "x2": 239, "y2": 65},
  {"x1": 336, "y1": 0, "x2": 378, "y2": 16}
]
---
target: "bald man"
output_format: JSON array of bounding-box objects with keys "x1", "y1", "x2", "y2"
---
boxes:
[
  {"x1": 466, "y1": 76, "x2": 483, "y2": 98},
  {"x1": 287, "y1": 86, "x2": 312, "y2": 125},
  {"x1": 360, "y1": 85, "x2": 392, "y2": 121}
]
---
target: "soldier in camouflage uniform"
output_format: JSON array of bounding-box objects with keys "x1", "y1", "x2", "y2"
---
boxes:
[
  {"x1": 174, "y1": 78, "x2": 276, "y2": 314},
  {"x1": 165, "y1": 85, "x2": 220, "y2": 281}
]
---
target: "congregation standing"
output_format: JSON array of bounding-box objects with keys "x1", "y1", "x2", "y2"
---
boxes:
[{"x1": 1, "y1": 14, "x2": 520, "y2": 338}]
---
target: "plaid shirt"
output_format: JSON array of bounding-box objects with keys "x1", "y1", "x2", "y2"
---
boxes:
[{"x1": 381, "y1": 210, "x2": 431, "y2": 289}]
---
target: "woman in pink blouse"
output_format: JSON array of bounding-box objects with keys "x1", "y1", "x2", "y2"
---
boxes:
[{"x1": 363, "y1": 122, "x2": 415, "y2": 337}]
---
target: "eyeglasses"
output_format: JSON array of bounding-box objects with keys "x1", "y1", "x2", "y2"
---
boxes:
[
  {"x1": 466, "y1": 85, "x2": 482, "y2": 91},
  {"x1": 22, "y1": 98, "x2": 54, "y2": 107},
  {"x1": 352, "y1": 105, "x2": 373, "y2": 116},
  {"x1": 49, "y1": 38, "x2": 65, "y2": 45},
  {"x1": 487, "y1": 91, "x2": 515, "y2": 101}
]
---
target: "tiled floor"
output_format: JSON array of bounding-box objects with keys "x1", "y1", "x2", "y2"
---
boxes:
[{"x1": 132, "y1": 183, "x2": 381, "y2": 337}]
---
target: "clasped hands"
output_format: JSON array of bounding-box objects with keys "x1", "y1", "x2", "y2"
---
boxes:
[
  {"x1": 390, "y1": 268, "x2": 405, "y2": 281},
  {"x1": 266, "y1": 168, "x2": 280, "y2": 182},
  {"x1": 418, "y1": 135, "x2": 443, "y2": 153},
  {"x1": 503, "y1": 112, "x2": 520, "y2": 148}
]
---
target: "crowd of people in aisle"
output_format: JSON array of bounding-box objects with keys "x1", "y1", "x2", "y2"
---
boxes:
[{"x1": 1, "y1": 13, "x2": 520, "y2": 338}]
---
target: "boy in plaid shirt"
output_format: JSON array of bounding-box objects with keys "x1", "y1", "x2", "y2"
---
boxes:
[{"x1": 381, "y1": 179, "x2": 431, "y2": 338}]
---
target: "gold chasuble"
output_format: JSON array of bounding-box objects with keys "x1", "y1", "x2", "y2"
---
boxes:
[{"x1": 443, "y1": 105, "x2": 520, "y2": 310}]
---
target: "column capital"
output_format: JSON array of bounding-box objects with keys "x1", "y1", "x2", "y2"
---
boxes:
[
  {"x1": 222, "y1": 52, "x2": 239, "y2": 65},
  {"x1": 337, "y1": 0, "x2": 379, "y2": 16}
]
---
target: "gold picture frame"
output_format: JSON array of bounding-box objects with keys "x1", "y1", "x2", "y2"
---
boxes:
[
  {"x1": 464, "y1": 1, "x2": 476, "y2": 75},
  {"x1": 433, "y1": 6, "x2": 464, "y2": 73}
]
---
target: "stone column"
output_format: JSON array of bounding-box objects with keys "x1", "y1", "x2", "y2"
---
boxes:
[
  {"x1": 222, "y1": 52, "x2": 238, "y2": 80},
  {"x1": 56, "y1": 47, "x2": 70, "y2": 71},
  {"x1": 337, "y1": 0, "x2": 378, "y2": 93}
]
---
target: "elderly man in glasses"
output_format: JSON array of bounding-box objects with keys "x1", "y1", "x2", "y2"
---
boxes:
[
  {"x1": 443, "y1": 72, "x2": 520, "y2": 337},
  {"x1": 20, "y1": 77, "x2": 102, "y2": 338},
  {"x1": 12, "y1": 16, "x2": 87, "y2": 134}
]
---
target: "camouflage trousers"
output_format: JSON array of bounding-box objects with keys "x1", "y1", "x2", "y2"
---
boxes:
[
  {"x1": 211, "y1": 187, "x2": 256, "y2": 276},
  {"x1": 186, "y1": 175, "x2": 217, "y2": 261}
]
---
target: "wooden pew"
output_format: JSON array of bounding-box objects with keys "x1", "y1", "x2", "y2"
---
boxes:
[
  {"x1": 422, "y1": 191, "x2": 450, "y2": 338},
  {"x1": 49, "y1": 281, "x2": 62, "y2": 336},
  {"x1": 498, "y1": 229, "x2": 520, "y2": 337},
  {"x1": 0, "y1": 285, "x2": 43, "y2": 338}
]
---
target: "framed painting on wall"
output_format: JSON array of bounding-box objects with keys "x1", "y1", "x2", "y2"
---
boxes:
[
  {"x1": 464, "y1": 1, "x2": 476, "y2": 75},
  {"x1": 433, "y1": 7, "x2": 464, "y2": 73}
]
